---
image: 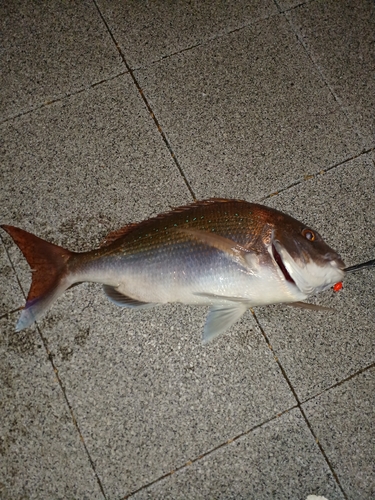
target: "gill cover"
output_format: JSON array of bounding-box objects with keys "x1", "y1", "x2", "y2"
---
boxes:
[{"x1": 272, "y1": 237, "x2": 345, "y2": 296}]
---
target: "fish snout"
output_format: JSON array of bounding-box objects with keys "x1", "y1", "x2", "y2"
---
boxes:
[{"x1": 323, "y1": 251, "x2": 346, "y2": 271}]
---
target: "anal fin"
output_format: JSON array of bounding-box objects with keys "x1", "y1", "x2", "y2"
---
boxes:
[
  {"x1": 203, "y1": 303, "x2": 248, "y2": 344},
  {"x1": 103, "y1": 285, "x2": 158, "y2": 309}
]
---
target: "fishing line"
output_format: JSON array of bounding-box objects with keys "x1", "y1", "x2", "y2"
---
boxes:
[{"x1": 344, "y1": 259, "x2": 375, "y2": 273}]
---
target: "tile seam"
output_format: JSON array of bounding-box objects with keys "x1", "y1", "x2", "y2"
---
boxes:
[
  {"x1": 251, "y1": 309, "x2": 349, "y2": 499},
  {"x1": 301, "y1": 362, "x2": 375, "y2": 405},
  {"x1": 284, "y1": 7, "x2": 367, "y2": 148},
  {"x1": 1, "y1": 234, "x2": 108, "y2": 500},
  {"x1": 274, "y1": 0, "x2": 316, "y2": 15},
  {"x1": 121, "y1": 404, "x2": 299, "y2": 499},
  {"x1": 37, "y1": 326, "x2": 109, "y2": 500},
  {"x1": 0, "y1": 71, "x2": 128, "y2": 125},
  {"x1": 0, "y1": 6, "x2": 292, "y2": 124},
  {"x1": 114, "y1": 13, "x2": 281, "y2": 72},
  {"x1": 0, "y1": 234, "x2": 29, "y2": 310},
  {"x1": 92, "y1": 0, "x2": 197, "y2": 201},
  {"x1": 259, "y1": 147, "x2": 374, "y2": 202},
  {"x1": 0, "y1": 307, "x2": 23, "y2": 321}
]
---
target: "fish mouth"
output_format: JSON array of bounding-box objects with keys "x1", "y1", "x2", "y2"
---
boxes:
[
  {"x1": 272, "y1": 243, "x2": 296, "y2": 285},
  {"x1": 271, "y1": 238, "x2": 345, "y2": 296}
]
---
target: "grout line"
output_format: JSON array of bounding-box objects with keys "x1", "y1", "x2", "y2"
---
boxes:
[
  {"x1": 121, "y1": 404, "x2": 298, "y2": 499},
  {"x1": 118, "y1": 325, "x2": 374, "y2": 498},
  {"x1": 297, "y1": 406, "x2": 348, "y2": 499},
  {"x1": 250, "y1": 310, "x2": 300, "y2": 404},
  {"x1": 272, "y1": 0, "x2": 283, "y2": 14},
  {"x1": 131, "y1": 40, "x2": 207, "y2": 72},
  {"x1": 0, "y1": 234, "x2": 29, "y2": 309},
  {"x1": 259, "y1": 147, "x2": 374, "y2": 202},
  {"x1": 284, "y1": 7, "x2": 366, "y2": 148},
  {"x1": 0, "y1": 306, "x2": 23, "y2": 321},
  {"x1": 1, "y1": 234, "x2": 108, "y2": 499},
  {"x1": 0, "y1": 72, "x2": 128, "y2": 126},
  {"x1": 273, "y1": 0, "x2": 316, "y2": 15},
  {"x1": 1, "y1": 8, "x2": 279, "y2": 126},
  {"x1": 301, "y1": 362, "x2": 375, "y2": 405},
  {"x1": 36, "y1": 325, "x2": 109, "y2": 500},
  {"x1": 251, "y1": 309, "x2": 349, "y2": 499},
  {"x1": 1, "y1": 8, "x2": 279, "y2": 125},
  {"x1": 127, "y1": 13, "x2": 279, "y2": 72},
  {"x1": 92, "y1": 0, "x2": 197, "y2": 201}
]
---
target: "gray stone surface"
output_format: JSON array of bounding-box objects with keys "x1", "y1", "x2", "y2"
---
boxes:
[
  {"x1": 276, "y1": 0, "x2": 307, "y2": 12},
  {"x1": 0, "y1": 73, "x2": 191, "y2": 243},
  {"x1": 0, "y1": 241, "x2": 23, "y2": 316},
  {"x1": 34, "y1": 289, "x2": 295, "y2": 498},
  {"x1": 97, "y1": 0, "x2": 278, "y2": 68},
  {"x1": 255, "y1": 154, "x2": 375, "y2": 401},
  {"x1": 0, "y1": 314, "x2": 104, "y2": 500},
  {"x1": 131, "y1": 408, "x2": 344, "y2": 500},
  {"x1": 1, "y1": 1, "x2": 374, "y2": 498},
  {"x1": 288, "y1": 0, "x2": 375, "y2": 148},
  {"x1": 0, "y1": 67, "x2": 191, "y2": 500},
  {"x1": 303, "y1": 367, "x2": 375, "y2": 499},
  {"x1": 0, "y1": 0, "x2": 123, "y2": 121},
  {"x1": 135, "y1": 14, "x2": 362, "y2": 201}
]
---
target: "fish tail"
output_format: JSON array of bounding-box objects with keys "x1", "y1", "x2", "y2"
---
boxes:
[{"x1": 1, "y1": 225, "x2": 75, "y2": 331}]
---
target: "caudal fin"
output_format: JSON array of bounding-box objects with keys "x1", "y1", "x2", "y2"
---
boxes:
[{"x1": 1, "y1": 225, "x2": 74, "y2": 331}]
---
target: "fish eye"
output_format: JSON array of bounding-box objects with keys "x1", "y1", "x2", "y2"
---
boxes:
[{"x1": 302, "y1": 228, "x2": 315, "y2": 241}]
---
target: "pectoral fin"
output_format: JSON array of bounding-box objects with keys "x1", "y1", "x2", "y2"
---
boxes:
[
  {"x1": 103, "y1": 285, "x2": 158, "y2": 309},
  {"x1": 203, "y1": 303, "x2": 248, "y2": 344},
  {"x1": 194, "y1": 292, "x2": 248, "y2": 303},
  {"x1": 286, "y1": 301, "x2": 334, "y2": 312},
  {"x1": 177, "y1": 228, "x2": 254, "y2": 268}
]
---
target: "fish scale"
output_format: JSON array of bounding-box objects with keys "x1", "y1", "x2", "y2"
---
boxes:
[
  {"x1": 75, "y1": 201, "x2": 266, "y2": 304},
  {"x1": 99, "y1": 200, "x2": 265, "y2": 258}
]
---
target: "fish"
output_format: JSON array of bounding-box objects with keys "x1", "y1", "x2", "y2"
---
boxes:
[{"x1": 1, "y1": 198, "x2": 346, "y2": 343}]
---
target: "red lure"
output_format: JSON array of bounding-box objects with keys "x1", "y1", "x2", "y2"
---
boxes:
[{"x1": 333, "y1": 281, "x2": 343, "y2": 292}]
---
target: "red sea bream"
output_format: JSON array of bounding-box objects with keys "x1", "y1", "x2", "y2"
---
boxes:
[{"x1": 2, "y1": 199, "x2": 345, "y2": 343}]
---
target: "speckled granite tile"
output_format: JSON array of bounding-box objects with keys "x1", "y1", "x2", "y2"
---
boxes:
[
  {"x1": 303, "y1": 367, "x2": 375, "y2": 499},
  {"x1": 24, "y1": 291, "x2": 296, "y2": 498},
  {"x1": 0, "y1": 73, "x2": 191, "y2": 247},
  {"x1": 288, "y1": 0, "x2": 375, "y2": 148},
  {"x1": 135, "y1": 14, "x2": 362, "y2": 201},
  {"x1": 1, "y1": 0, "x2": 123, "y2": 120},
  {"x1": 0, "y1": 314, "x2": 104, "y2": 500},
  {"x1": 97, "y1": 0, "x2": 278, "y2": 68},
  {"x1": 131, "y1": 408, "x2": 344, "y2": 500},
  {"x1": 255, "y1": 153, "x2": 375, "y2": 401}
]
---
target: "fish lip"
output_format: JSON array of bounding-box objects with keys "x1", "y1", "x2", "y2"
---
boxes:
[
  {"x1": 272, "y1": 242, "x2": 296, "y2": 286},
  {"x1": 272, "y1": 238, "x2": 346, "y2": 296}
]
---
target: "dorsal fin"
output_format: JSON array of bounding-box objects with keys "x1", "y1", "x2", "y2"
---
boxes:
[
  {"x1": 99, "y1": 223, "x2": 139, "y2": 247},
  {"x1": 99, "y1": 198, "x2": 251, "y2": 247}
]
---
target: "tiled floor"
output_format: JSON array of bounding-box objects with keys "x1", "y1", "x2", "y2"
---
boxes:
[{"x1": 1, "y1": 1, "x2": 374, "y2": 499}]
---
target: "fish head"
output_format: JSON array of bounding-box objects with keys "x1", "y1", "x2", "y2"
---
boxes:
[{"x1": 269, "y1": 214, "x2": 345, "y2": 297}]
